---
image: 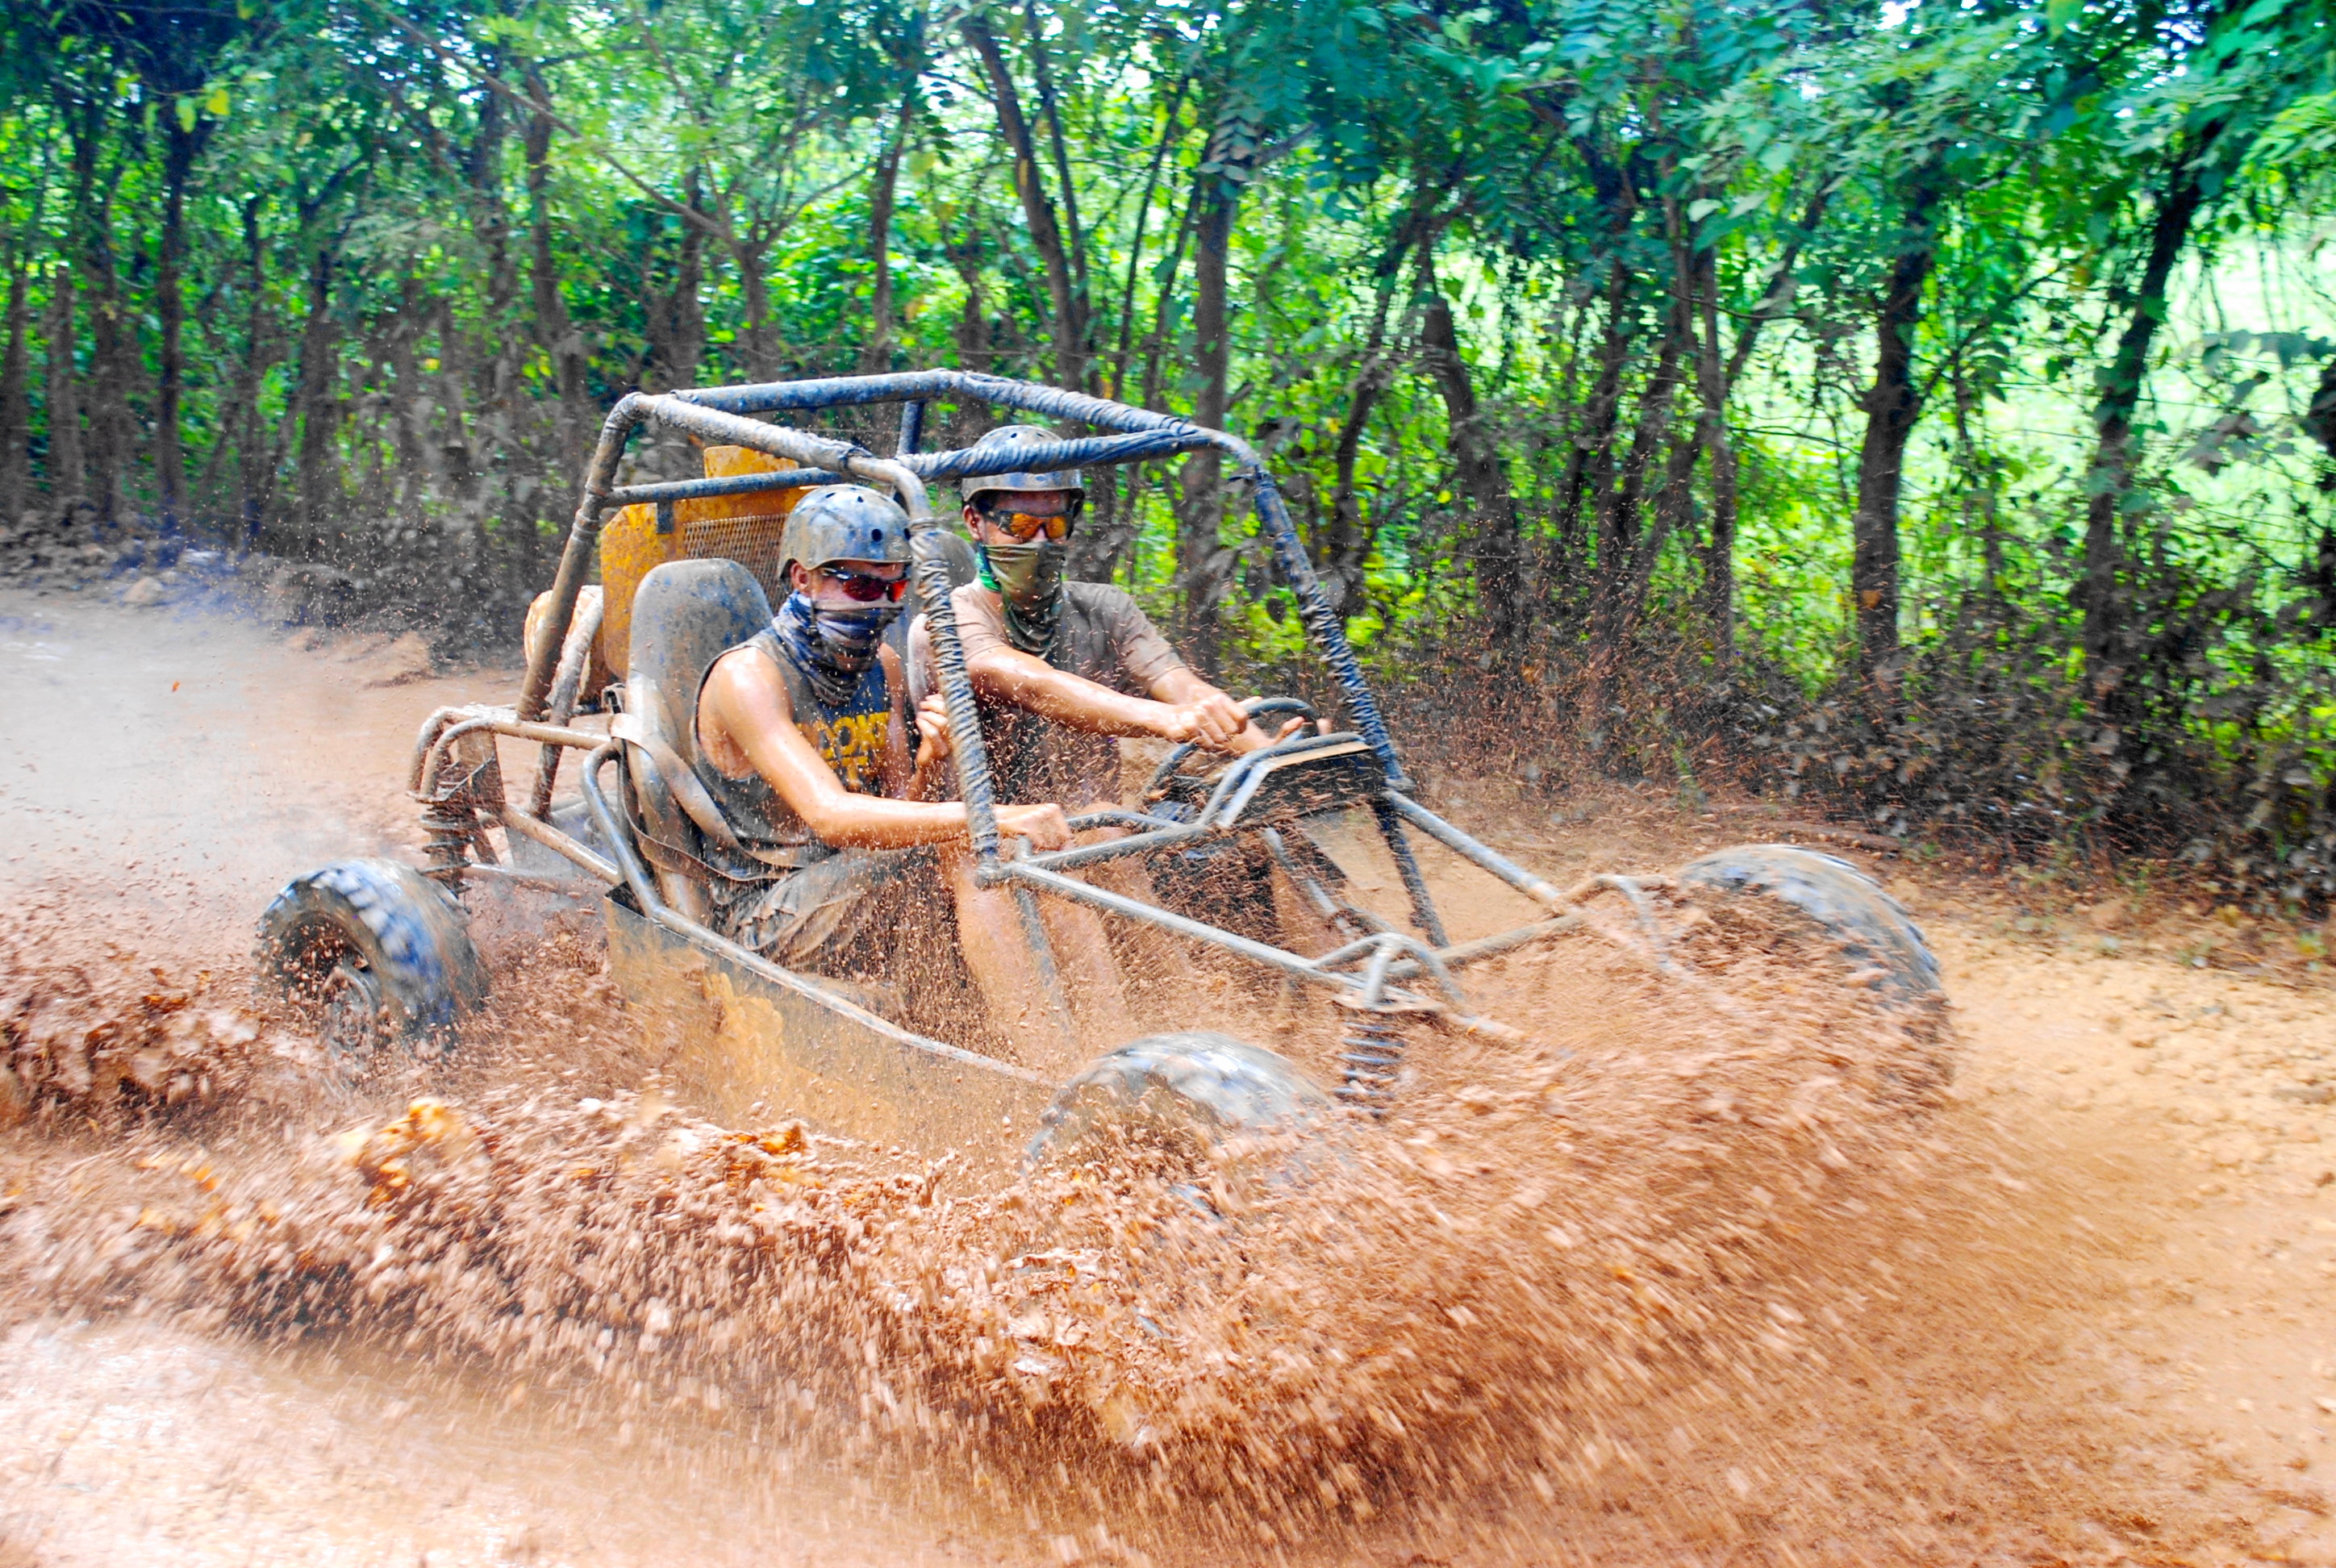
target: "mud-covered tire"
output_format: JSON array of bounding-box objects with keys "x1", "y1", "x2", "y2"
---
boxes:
[
  {"x1": 255, "y1": 859, "x2": 487, "y2": 1066},
  {"x1": 1677, "y1": 844, "x2": 1940, "y2": 1003},
  {"x1": 1679, "y1": 844, "x2": 1953, "y2": 1104},
  {"x1": 1028, "y1": 1032, "x2": 1334, "y2": 1207}
]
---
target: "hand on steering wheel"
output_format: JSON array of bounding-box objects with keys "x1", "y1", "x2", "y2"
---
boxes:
[
  {"x1": 1145, "y1": 695, "x2": 1324, "y2": 799},
  {"x1": 1161, "y1": 690, "x2": 1253, "y2": 753}
]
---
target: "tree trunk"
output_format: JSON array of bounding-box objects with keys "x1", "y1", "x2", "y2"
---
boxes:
[
  {"x1": 1947, "y1": 354, "x2": 2006, "y2": 603},
  {"x1": 960, "y1": 10, "x2": 1084, "y2": 387},
  {"x1": 1174, "y1": 113, "x2": 1250, "y2": 675},
  {"x1": 84, "y1": 257, "x2": 128, "y2": 523},
  {"x1": 156, "y1": 114, "x2": 211, "y2": 532},
  {"x1": 523, "y1": 63, "x2": 590, "y2": 466},
  {"x1": 294, "y1": 244, "x2": 340, "y2": 548},
  {"x1": 1110, "y1": 76, "x2": 1191, "y2": 402},
  {"x1": 641, "y1": 170, "x2": 710, "y2": 392},
  {"x1": 1625, "y1": 216, "x2": 1711, "y2": 628},
  {"x1": 388, "y1": 277, "x2": 436, "y2": 508},
  {"x1": 1590, "y1": 298, "x2": 1685, "y2": 643},
  {"x1": 465, "y1": 74, "x2": 519, "y2": 415},
  {"x1": 2080, "y1": 144, "x2": 2216, "y2": 686},
  {"x1": 233, "y1": 199, "x2": 272, "y2": 544},
  {"x1": 1687, "y1": 242, "x2": 1738, "y2": 660},
  {"x1": 861, "y1": 82, "x2": 918, "y2": 372},
  {"x1": 73, "y1": 127, "x2": 131, "y2": 524},
  {"x1": 0, "y1": 264, "x2": 28, "y2": 526},
  {"x1": 433, "y1": 294, "x2": 478, "y2": 501},
  {"x1": 1325, "y1": 227, "x2": 1413, "y2": 618},
  {"x1": 730, "y1": 240, "x2": 780, "y2": 382},
  {"x1": 1551, "y1": 262, "x2": 1633, "y2": 605},
  {"x1": 1850, "y1": 173, "x2": 1943, "y2": 682},
  {"x1": 1139, "y1": 179, "x2": 1200, "y2": 414},
  {"x1": 1416, "y1": 240, "x2": 1525, "y2": 648},
  {"x1": 947, "y1": 216, "x2": 993, "y2": 373},
  {"x1": 1022, "y1": 0, "x2": 1091, "y2": 376},
  {"x1": 1579, "y1": 262, "x2": 1687, "y2": 740},
  {"x1": 42, "y1": 262, "x2": 82, "y2": 506}
]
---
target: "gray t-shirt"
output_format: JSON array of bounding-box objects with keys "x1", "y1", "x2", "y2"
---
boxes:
[{"x1": 910, "y1": 582, "x2": 1183, "y2": 807}]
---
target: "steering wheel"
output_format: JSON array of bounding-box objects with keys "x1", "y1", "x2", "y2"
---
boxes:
[{"x1": 1144, "y1": 696, "x2": 1321, "y2": 802}]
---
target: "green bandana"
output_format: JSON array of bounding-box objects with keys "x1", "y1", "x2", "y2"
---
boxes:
[{"x1": 976, "y1": 541, "x2": 1067, "y2": 657}]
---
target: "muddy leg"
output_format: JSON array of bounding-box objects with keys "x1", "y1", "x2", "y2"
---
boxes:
[
  {"x1": 944, "y1": 846, "x2": 1133, "y2": 1075},
  {"x1": 1075, "y1": 823, "x2": 1185, "y2": 1010}
]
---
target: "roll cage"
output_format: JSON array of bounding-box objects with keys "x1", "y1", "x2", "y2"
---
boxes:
[{"x1": 419, "y1": 370, "x2": 1603, "y2": 1092}]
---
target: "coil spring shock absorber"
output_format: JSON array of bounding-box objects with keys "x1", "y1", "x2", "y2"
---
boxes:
[
  {"x1": 418, "y1": 733, "x2": 507, "y2": 899},
  {"x1": 418, "y1": 789, "x2": 479, "y2": 895},
  {"x1": 1336, "y1": 1005, "x2": 1407, "y2": 1114},
  {"x1": 1334, "y1": 995, "x2": 1439, "y2": 1116}
]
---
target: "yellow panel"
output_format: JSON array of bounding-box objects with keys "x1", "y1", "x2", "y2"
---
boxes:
[{"x1": 598, "y1": 446, "x2": 813, "y2": 675}]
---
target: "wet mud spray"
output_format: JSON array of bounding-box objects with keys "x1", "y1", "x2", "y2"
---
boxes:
[{"x1": 0, "y1": 591, "x2": 2288, "y2": 1565}]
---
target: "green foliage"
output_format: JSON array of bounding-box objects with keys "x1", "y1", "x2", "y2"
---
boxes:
[{"x1": 1, "y1": 0, "x2": 2335, "y2": 890}]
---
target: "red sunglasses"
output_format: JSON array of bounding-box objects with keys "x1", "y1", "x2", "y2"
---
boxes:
[{"x1": 822, "y1": 566, "x2": 908, "y2": 603}]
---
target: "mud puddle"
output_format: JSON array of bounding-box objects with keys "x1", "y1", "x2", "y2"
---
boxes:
[
  {"x1": 4, "y1": 586, "x2": 2330, "y2": 1566},
  {"x1": 0, "y1": 1316, "x2": 1015, "y2": 1568},
  {"x1": 0, "y1": 592, "x2": 510, "y2": 958}
]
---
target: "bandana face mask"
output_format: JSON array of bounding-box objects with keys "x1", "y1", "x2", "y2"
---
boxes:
[
  {"x1": 774, "y1": 591, "x2": 902, "y2": 707},
  {"x1": 977, "y1": 540, "x2": 1068, "y2": 656}
]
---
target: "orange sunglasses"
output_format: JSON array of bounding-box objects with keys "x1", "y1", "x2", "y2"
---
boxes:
[{"x1": 979, "y1": 502, "x2": 1080, "y2": 542}]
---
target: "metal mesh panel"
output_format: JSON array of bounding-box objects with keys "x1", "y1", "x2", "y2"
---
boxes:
[
  {"x1": 678, "y1": 511, "x2": 791, "y2": 599},
  {"x1": 597, "y1": 448, "x2": 807, "y2": 675}
]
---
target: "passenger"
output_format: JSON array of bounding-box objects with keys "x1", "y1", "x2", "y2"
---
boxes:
[
  {"x1": 907, "y1": 423, "x2": 1288, "y2": 819},
  {"x1": 693, "y1": 483, "x2": 1131, "y2": 1068}
]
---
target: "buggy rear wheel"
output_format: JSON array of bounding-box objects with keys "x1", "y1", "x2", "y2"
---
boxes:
[{"x1": 255, "y1": 858, "x2": 487, "y2": 1068}]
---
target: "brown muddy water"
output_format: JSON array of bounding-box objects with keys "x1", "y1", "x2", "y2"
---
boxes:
[{"x1": 2, "y1": 586, "x2": 2331, "y2": 1566}]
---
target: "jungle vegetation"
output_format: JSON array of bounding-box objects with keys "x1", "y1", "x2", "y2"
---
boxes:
[{"x1": 4, "y1": 0, "x2": 2336, "y2": 901}]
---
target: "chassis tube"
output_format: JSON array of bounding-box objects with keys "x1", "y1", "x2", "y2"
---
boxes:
[
  {"x1": 495, "y1": 800, "x2": 620, "y2": 886},
  {"x1": 608, "y1": 469, "x2": 836, "y2": 507},
  {"x1": 1014, "y1": 820, "x2": 1212, "y2": 874},
  {"x1": 1244, "y1": 469, "x2": 1410, "y2": 793},
  {"x1": 912, "y1": 529, "x2": 1003, "y2": 866},
  {"x1": 578, "y1": 742, "x2": 663, "y2": 913},
  {"x1": 1003, "y1": 861, "x2": 1366, "y2": 997},
  {"x1": 1383, "y1": 791, "x2": 1566, "y2": 909},
  {"x1": 1390, "y1": 915, "x2": 1578, "y2": 979},
  {"x1": 626, "y1": 395, "x2": 932, "y2": 519},
  {"x1": 675, "y1": 369, "x2": 1199, "y2": 436},
  {"x1": 522, "y1": 397, "x2": 646, "y2": 721},
  {"x1": 1371, "y1": 800, "x2": 1450, "y2": 949},
  {"x1": 411, "y1": 714, "x2": 609, "y2": 796}
]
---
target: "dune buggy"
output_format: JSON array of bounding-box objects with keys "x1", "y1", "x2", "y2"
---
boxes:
[{"x1": 256, "y1": 370, "x2": 1946, "y2": 1174}]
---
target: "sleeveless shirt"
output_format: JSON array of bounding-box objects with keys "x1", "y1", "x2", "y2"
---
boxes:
[{"x1": 693, "y1": 628, "x2": 893, "y2": 879}]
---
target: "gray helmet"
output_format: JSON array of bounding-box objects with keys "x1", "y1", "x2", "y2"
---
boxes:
[
  {"x1": 961, "y1": 424, "x2": 1085, "y2": 513},
  {"x1": 778, "y1": 484, "x2": 911, "y2": 577}
]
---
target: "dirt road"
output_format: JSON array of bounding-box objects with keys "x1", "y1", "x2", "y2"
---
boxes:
[{"x1": 2, "y1": 585, "x2": 2331, "y2": 1566}]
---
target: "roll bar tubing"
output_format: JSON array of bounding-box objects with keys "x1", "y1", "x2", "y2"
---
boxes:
[{"x1": 519, "y1": 371, "x2": 1409, "y2": 797}]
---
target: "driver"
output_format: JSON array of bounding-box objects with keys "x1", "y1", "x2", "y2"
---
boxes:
[
  {"x1": 907, "y1": 424, "x2": 1285, "y2": 815},
  {"x1": 694, "y1": 483, "x2": 1129, "y2": 1065}
]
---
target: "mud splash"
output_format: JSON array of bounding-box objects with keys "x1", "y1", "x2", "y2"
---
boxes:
[
  {"x1": 0, "y1": 590, "x2": 2279, "y2": 1565},
  {"x1": 0, "y1": 896, "x2": 274, "y2": 1121},
  {"x1": 0, "y1": 895, "x2": 2211, "y2": 1564}
]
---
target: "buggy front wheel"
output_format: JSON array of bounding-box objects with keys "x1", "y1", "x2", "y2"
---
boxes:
[{"x1": 1027, "y1": 1031, "x2": 1335, "y2": 1211}]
